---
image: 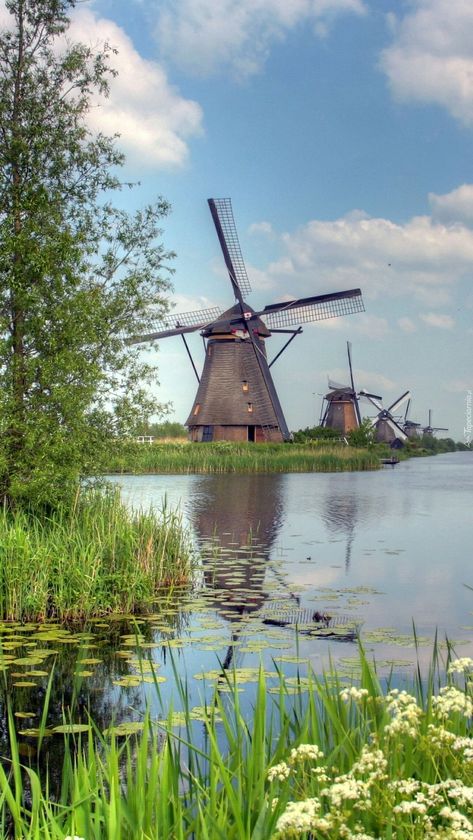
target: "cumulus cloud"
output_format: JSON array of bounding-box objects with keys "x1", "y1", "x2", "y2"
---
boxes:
[
  {"x1": 420, "y1": 312, "x2": 455, "y2": 329},
  {"x1": 381, "y1": 0, "x2": 473, "y2": 128},
  {"x1": 329, "y1": 368, "x2": 397, "y2": 393},
  {"x1": 68, "y1": 8, "x2": 203, "y2": 168},
  {"x1": 444, "y1": 378, "x2": 472, "y2": 392},
  {"x1": 253, "y1": 207, "x2": 473, "y2": 306},
  {"x1": 398, "y1": 316, "x2": 417, "y2": 332},
  {"x1": 429, "y1": 184, "x2": 473, "y2": 226},
  {"x1": 249, "y1": 221, "x2": 275, "y2": 236},
  {"x1": 155, "y1": 0, "x2": 367, "y2": 78}
]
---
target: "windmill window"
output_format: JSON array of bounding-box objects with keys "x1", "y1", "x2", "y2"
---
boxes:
[
  {"x1": 247, "y1": 402, "x2": 253, "y2": 413},
  {"x1": 193, "y1": 404, "x2": 201, "y2": 416},
  {"x1": 242, "y1": 380, "x2": 249, "y2": 393}
]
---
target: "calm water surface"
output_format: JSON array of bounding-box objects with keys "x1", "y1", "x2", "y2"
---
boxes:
[
  {"x1": 110, "y1": 451, "x2": 473, "y2": 677},
  {"x1": 2, "y1": 452, "x2": 472, "y2": 746}
]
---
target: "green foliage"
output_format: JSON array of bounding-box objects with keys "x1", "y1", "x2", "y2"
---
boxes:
[
  {"x1": 137, "y1": 420, "x2": 188, "y2": 439},
  {"x1": 406, "y1": 436, "x2": 468, "y2": 456},
  {"x1": 0, "y1": 1, "x2": 172, "y2": 508},
  {"x1": 105, "y1": 440, "x2": 381, "y2": 473},
  {"x1": 0, "y1": 646, "x2": 473, "y2": 838},
  {"x1": 0, "y1": 487, "x2": 193, "y2": 621},
  {"x1": 347, "y1": 417, "x2": 376, "y2": 447},
  {"x1": 292, "y1": 425, "x2": 341, "y2": 443}
]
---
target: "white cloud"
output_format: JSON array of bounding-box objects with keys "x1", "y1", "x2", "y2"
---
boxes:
[
  {"x1": 398, "y1": 316, "x2": 417, "y2": 333},
  {"x1": 420, "y1": 312, "x2": 455, "y2": 329},
  {"x1": 249, "y1": 221, "x2": 275, "y2": 236},
  {"x1": 445, "y1": 378, "x2": 472, "y2": 393},
  {"x1": 429, "y1": 184, "x2": 473, "y2": 226},
  {"x1": 381, "y1": 0, "x2": 473, "y2": 128},
  {"x1": 329, "y1": 368, "x2": 397, "y2": 393},
  {"x1": 155, "y1": 0, "x2": 366, "y2": 78},
  {"x1": 68, "y1": 8, "x2": 203, "y2": 168},
  {"x1": 255, "y1": 207, "x2": 473, "y2": 306}
]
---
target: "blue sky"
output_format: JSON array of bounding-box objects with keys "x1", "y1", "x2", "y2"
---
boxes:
[{"x1": 7, "y1": 0, "x2": 473, "y2": 438}]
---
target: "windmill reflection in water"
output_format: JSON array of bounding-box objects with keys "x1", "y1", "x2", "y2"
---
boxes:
[{"x1": 188, "y1": 474, "x2": 359, "y2": 672}]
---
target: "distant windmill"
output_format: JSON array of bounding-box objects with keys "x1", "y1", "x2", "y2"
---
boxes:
[
  {"x1": 128, "y1": 199, "x2": 365, "y2": 443},
  {"x1": 320, "y1": 342, "x2": 382, "y2": 434},
  {"x1": 422, "y1": 409, "x2": 448, "y2": 436},
  {"x1": 363, "y1": 391, "x2": 411, "y2": 444},
  {"x1": 402, "y1": 398, "x2": 422, "y2": 438}
]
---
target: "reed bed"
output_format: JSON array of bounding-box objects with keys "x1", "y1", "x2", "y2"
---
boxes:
[
  {"x1": 1, "y1": 645, "x2": 472, "y2": 838},
  {"x1": 0, "y1": 489, "x2": 193, "y2": 622},
  {"x1": 107, "y1": 441, "x2": 381, "y2": 474}
]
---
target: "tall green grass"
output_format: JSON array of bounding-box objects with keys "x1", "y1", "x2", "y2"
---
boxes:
[
  {"x1": 106, "y1": 441, "x2": 381, "y2": 474},
  {"x1": 0, "y1": 489, "x2": 193, "y2": 622},
  {"x1": 1, "y1": 645, "x2": 472, "y2": 838}
]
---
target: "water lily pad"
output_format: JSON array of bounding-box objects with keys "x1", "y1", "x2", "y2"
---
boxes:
[
  {"x1": 13, "y1": 681, "x2": 37, "y2": 687},
  {"x1": 104, "y1": 721, "x2": 145, "y2": 737},
  {"x1": 53, "y1": 724, "x2": 90, "y2": 734},
  {"x1": 13, "y1": 657, "x2": 44, "y2": 666}
]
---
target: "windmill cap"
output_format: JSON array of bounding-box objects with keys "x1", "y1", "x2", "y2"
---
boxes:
[{"x1": 203, "y1": 303, "x2": 271, "y2": 337}]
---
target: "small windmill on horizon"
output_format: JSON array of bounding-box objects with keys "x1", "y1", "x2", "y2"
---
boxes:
[
  {"x1": 320, "y1": 342, "x2": 382, "y2": 435},
  {"x1": 128, "y1": 198, "x2": 365, "y2": 443},
  {"x1": 422, "y1": 409, "x2": 448, "y2": 436}
]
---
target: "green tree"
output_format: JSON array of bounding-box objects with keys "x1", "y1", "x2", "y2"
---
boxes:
[
  {"x1": 347, "y1": 418, "x2": 376, "y2": 447},
  {"x1": 0, "y1": 0, "x2": 172, "y2": 508}
]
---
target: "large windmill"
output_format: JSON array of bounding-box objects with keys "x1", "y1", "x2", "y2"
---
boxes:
[
  {"x1": 363, "y1": 391, "x2": 411, "y2": 445},
  {"x1": 320, "y1": 342, "x2": 381, "y2": 434},
  {"x1": 422, "y1": 409, "x2": 448, "y2": 436},
  {"x1": 128, "y1": 198, "x2": 364, "y2": 443}
]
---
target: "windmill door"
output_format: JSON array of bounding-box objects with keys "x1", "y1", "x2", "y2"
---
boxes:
[{"x1": 202, "y1": 425, "x2": 214, "y2": 442}]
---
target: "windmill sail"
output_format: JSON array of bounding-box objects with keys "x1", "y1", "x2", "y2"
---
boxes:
[
  {"x1": 260, "y1": 289, "x2": 364, "y2": 329},
  {"x1": 208, "y1": 198, "x2": 252, "y2": 297}
]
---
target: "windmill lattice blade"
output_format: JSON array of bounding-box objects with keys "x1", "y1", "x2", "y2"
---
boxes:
[
  {"x1": 126, "y1": 306, "x2": 225, "y2": 345},
  {"x1": 328, "y1": 378, "x2": 350, "y2": 391},
  {"x1": 161, "y1": 306, "x2": 224, "y2": 329},
  {"x1": 387, "y1": 390, "x2": 410, "y2": 415},
  {"x1": 262, "y1": 289, "x2": 364, "y2": 329},
  {"x1": 386, "y1": 417, "x2": 407, "y2": 440},
  {"x1": 208, "y1": 198, "x2": 252, "y2": 296},
  {"x1": 361, "y1": 392, "x2": 384, "y2": 412}
]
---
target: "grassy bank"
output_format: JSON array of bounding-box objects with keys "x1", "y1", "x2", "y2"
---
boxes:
[
  {"x1": 1, "y1": 647, "x2": 473, "y2": 838},
  {"x1": 106, "y1": 441, "x2": 382, "y2": 474},
  {"x1": 0, "y1": 489, "x2": 192, "y2": 622}
]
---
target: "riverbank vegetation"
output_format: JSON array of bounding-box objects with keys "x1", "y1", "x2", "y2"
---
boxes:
[
  {"x1": 106, "y1": 440, "x2": 382, "y2": 474},
  {"x1": 1, "y1": 647, "x2": 472, "y2": 838},
  {"x1": 0, "y1": 489, "x2": 192, "y2": 622}
]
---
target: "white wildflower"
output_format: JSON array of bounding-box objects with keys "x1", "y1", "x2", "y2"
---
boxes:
[
  {"x1": 427, "y1": 724, "x2": 457, "y2": 748},
  {"x1": 448, "y1": 658, "x2": 473, "y2": 675},
  {"x1": 351, "y1": 747, "x2": 387, "y2": 781},
  {"x1": 322, "y1": 777, "x2": 371, "y2": 810},
  {"x1": 384, "y1": 689, "x2": 423, "y2": 737},
  {"x1": 311, "y1": 766, "x2": 329, "y2": 783},
  {"x1": 388, "y1": 779, "x2": 421, "y2": 795},
  {"x1": 393, "y1": 800, "x2": 428, "y2": 816},
  {"x1": 439, "y1": 806, "x2": 473, "y2": 831},
  {"x1": 267, "y1": 761, "x2": 291, "y2": 782},
  {"x1": 275, "y1": 798, "x2": 320, "y2": 834},
  {"x1": 340, "y1": 686, "x2": 369, "y2": 703},
  {"x1": 289, "y1": 743, "x2": 324, "y2": 765},
  {"x1": 452, "y1": 736, "x2": 473, "y2": 761},
  {"x1": 432, "y1": 686, "x2": 473, "y2": 719}
]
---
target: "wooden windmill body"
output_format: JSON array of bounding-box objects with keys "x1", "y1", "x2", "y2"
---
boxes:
[
  {"x1": 364, "y1": 391, "x2": 411, "y2": 445},
  {"x1": 321, "y1": 342, "x2": 381, "y2": 435},
  {"x1": 128, "y1": 199, "x2": 365, "y2": 442}
]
